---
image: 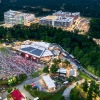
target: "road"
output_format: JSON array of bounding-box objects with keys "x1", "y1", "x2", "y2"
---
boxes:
[
  {"x1": 63, "y1": 79, "x2": 85, "y2": 100},
  {"x1": 64, "y1": 51, "x2": 100, "y2": 82}
]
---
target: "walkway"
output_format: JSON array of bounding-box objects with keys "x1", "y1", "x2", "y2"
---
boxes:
[
  {"x1": 63, "y1": 79, "x2": 85, "y2": 100},
  {"x1": 2, "y1": 74, "x2": 45, "y2": 100}
]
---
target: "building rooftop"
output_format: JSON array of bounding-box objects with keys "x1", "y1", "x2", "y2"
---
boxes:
[
  {"x1": 53, "y1": 11, "x2": 71, "y2": 15},
  {"x1": 55, "y1": 17, "x2": 74, "y2": 22},
  {"x1": 53, "y1": 11, "x2": 80, "y2": 16},
  {"x1": 18, "y1": 42, "x2": 54, "y2": 58},
  {"x1": 40, "y1": 15, "x2": 74, "y2": 22},
  {"x1": 4, "y1": 10, "x2": 21, "y2": 15},
  {"x1": 42, "y1": 75, "x2": 56, "y2": 89},
  {"x1": 11, "y1": 89, "x2": 25, "y2": 100},
  {"x1": 57, "y1": 68, "x2": 66, "y2": 74},
  {"x1": 70, "y1": 62, "x2": 78, "y2": 69},
  {"x1": 46, "y1": 16, "x2": 58, "y2": 20},
  {"x1": 40, "y1": 16, "x2": 58, "y2": 20}
]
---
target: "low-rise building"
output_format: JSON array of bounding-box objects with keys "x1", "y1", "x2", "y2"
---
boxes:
[
  {"x1": 57, "y1": 62, "x2": 78, "y2": 77},
  {"x1": 42, "y1": 75, "x2": 56, "y2": 91},
  {"x1": 10, "y1": 89, "x2": 25, "y2": 100},
  {"x1": 15, "y1": 41, "x2": 63, "y2": 62}
]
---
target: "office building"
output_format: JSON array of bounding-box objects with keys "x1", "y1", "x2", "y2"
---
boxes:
[
  {"x1": 39, "y1": 16, "x2": 74, "y2": 27},
  {"x1": 4, "y1": 10, "x2": 35, "y2": 26},
  {"x1": 53, "y1": 11, "x2": 80, "y2": 20}
]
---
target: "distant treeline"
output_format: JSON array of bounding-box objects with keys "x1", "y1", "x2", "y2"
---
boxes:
[
  {"x1": 0, "y1": 23, "x2": 100, "y2": 76},
  {"x1": 0, "y1": 0, "x2": 100, "y2": 21}
]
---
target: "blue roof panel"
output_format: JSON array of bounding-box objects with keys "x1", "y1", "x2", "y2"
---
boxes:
[
  {"x1": 21, "y1": 47, "x2": 35, "y2": 52},
  {"x1": 31, "y1": 49, "x2": 43, "y2": 56}
]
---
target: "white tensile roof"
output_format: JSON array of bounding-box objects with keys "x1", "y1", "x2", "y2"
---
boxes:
[
  {"x1": 19, "y1": 42, "x2": 53, "y2": 58},
  {"x1": 42, "y1": 50, "x2": 53, "y2": 57},
  {"x1": 31, "y1": 41, "x2": 50, "y2": 49},
  {"x1": 42, "y1": 75, "x2": 56, "y2": 89},
  {"x1": 57, "y1": 68, "x2": 77, "y2": 77},
  {"x1": 57, "y1": 68, "x2": 66, "y2": 74}
]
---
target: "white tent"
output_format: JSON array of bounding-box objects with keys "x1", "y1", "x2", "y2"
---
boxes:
[
  {"x1": 57, "y1": 68, "x2": 66, "y2": 74},
  {"x1": 42, "y1": 75, "x2": 56, "y2": 90}
]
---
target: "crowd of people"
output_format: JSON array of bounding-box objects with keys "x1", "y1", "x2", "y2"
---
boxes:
[{"x1": 0, "y1": 49, "x2": 42, "y2": 79}]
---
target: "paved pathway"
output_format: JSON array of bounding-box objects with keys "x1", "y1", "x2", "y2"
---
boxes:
[
  {"x1": 2, "y1": 74, "x2": 45, "y2": 100},
  {"x1": 63, "y1": 79, "x2": 85, "y2": 100}
]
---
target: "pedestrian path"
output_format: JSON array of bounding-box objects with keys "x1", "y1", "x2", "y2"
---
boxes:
[{"x1": 63, "y1": 79, "x2": 85, "y2": 100}]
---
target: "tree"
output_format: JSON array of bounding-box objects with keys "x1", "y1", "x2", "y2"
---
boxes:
[
  {"x1": 50, "y1": 64, "x2": 59, "y2": 74},
  {"x1": 63, "y1": 60, "x2": 70, "y2": 68},
  {"x1": 7, "y1": 88, "x2": 13, "y2": 93},
  {"x1": 43, "y1": 66, "x2": 49, "y2": 73},
  {"x1": 93, "y1": 83, "x2": 100, "y2": 99},
  {"x1": 12, "y1": 76, "x2": 17, "y2": 84},
  {"x1": 87, "y1": 86, "x2": 93, "y2": 100},
  {"x1": 88, "y1": 18, "x2": 100, "y2": 39},
  {"x1": 52, "y1": 59, "x2": 60, "y2": 66},
  {"x1": 82, "y1": 80, "x2": 88, "y2": 92},
  {"x1": 87, "y1": 81, "x2": 100, "y2": 100}
]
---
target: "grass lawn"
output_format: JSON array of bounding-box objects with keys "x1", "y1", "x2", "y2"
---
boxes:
[
  {"x1": 31, "y1": 70, "x2": 43, "y2": 78},
  {"x1": 48, "y1": 87, "x2": 65, "y2": 100},
  {"x1": 70, "y1": 85, "x2": 86, "y2": 100},
  {"x1": 24, "y1": 85, "x2": 51, "y2": 100},
  {"x1": 78, "y1": 71, "x2": 92, "y2": 81},
  {"x1": 0, "y1": 47, "x2": 5, "y2": 51},
  {"x1": 24, "y1": 85, "x2": 66, "y2": 100}
]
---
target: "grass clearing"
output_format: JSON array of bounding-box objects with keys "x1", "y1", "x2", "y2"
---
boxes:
[
  {"x1": 78, "y1": 70, "x2": 92, "y2": 81},
  {"x1": 31, "y1": 70, "x2": 43, "y2": 78},
  {"x1": 25, "y1": 85, "x2": 65, "y2": 100},
  {"x1": 70, "y1": 85, "x2": 86, "y2": 100},
  {"x1": 48, "y1": 87, "x2": 65, "y2": 100},
  {"x1": 24, "y1": 85, "x2": 51, "y2": 100}
]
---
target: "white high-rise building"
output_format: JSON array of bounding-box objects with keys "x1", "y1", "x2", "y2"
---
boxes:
[{"x1": 4, "y1": 10, "x2": 35, "y2": 26}]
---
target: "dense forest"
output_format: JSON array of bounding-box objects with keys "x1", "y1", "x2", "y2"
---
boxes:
[
  {"x1": 0, "y1": 0, "x2": 100, "y2": 21},
  {"x1": 88, "y1": 18, "x2": 100, "y2": 39},
  {"x1": 0, "y1": 24, "x2": 100, "y2": 77},
  {"x1": 0, "y1": 0, "x2": 100, "y2": 76}
]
